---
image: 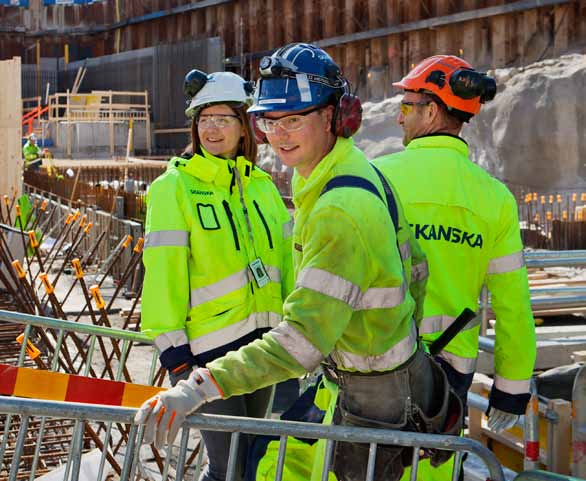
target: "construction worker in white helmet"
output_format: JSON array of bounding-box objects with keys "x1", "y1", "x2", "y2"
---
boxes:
[
  {"x1": 374, "y1": 55, "x2": 536, "y2": 480},
  {"x1": 139, "y1": 69, "x2": 294, "y2": 481}
]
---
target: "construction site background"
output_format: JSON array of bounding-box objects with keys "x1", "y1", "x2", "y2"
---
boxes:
[{"x1": 2, "y1": 1, "x2": 586, "y2": 480}]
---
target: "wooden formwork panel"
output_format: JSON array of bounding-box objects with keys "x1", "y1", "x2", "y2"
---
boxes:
[
  {"x1": 3, "y1": 0, "x2": 586, "y2": 101},
  {"x1": 0, "y1": 57, "x2": 22, "y2": 201}
]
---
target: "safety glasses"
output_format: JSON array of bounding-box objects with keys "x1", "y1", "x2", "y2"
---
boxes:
[
  {"x1": 399, "y1": 101, "x2": 431, "y2": 117},
  {"x1": 255, "y1": 106, "x2": 322, "y2": 134},
  {"x1": 197, "y1": 114, "x2": 241, "y2": 129}
]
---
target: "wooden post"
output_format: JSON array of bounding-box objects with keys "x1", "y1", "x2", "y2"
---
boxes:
[
  {"x1": 547, "y1": 398, "x2": 572, "y2": 474},
  {"x1": 492, "y1": 15, "x2": 508, "y2": 67},
  {"x1": 301, "y1": 0, "x2": 315, "y2": 42},
  {"x1": 462, "y1": 0, "x2": 481, "y2": 67},
  {"x1": 572, "y1": 365, "x2": 586, "y2": 477},
  {"x1": 144, "y1": 90, "x2": 151, "y2": 155},
  {"x1": 69, "y1": 168, "x2": 81, "y2": 206},
  {"x1": 0, "y1": 57, "x2": 22, "y2": 199},
  {"x1": 66, "y1": 89, "x2": 71, "y2": 159},
  {"x1": 554, "y1": 5, "x2": 570, "y2": 56},
  {"x1": 109, "y1": 90, "x2": 114, "y2": 157},
  {"x1": 522, "y1": 9, "x2": 541, "y2": 66},
  {"x1": 435, "y1": 0, "x2": 452, "y2": 54}
]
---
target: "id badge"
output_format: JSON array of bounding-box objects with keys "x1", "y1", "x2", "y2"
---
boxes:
[{"x1": 249, "y1": 258, "x2": 270, "y2": 288}]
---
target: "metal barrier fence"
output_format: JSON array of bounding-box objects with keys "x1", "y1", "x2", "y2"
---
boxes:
[
  {"x1": 0, "y1": 309, "x2": 159, "y2": 480},
  {"x1": 0, "y1": 395, "x2": 506, "y2": 481},
  {"x1": 478, "y1": 250, "x2": 586, "y2": 330},
  {"x1": 513, "y1": 470, "x2": 582, "y2": 481},
  {"x1": 0, "y1": 309, "x2": 509, "y2": 481}
]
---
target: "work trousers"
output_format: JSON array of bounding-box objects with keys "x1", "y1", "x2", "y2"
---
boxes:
[
  {"x1": 198, "y1": 386, "x2": 273, "y2": 481},
  {"x1": 330, "y1": 347, "x2": 462, "y2": 481}
]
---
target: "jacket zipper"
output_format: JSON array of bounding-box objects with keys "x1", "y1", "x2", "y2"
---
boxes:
[
  {"x1": 222, "y1": 200, "x2": 240, "y2": 251},
  {"x1": 253, "y1": 200, "x2": 273, "y2": 249}
]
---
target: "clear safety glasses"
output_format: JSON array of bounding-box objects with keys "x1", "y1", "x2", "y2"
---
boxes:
[
  {"x1": 197, "y1": 114, "x2": 241, "y2": 129},
  {"x1": 255, "y1": 106, "x2": 322, "y2": 134}
]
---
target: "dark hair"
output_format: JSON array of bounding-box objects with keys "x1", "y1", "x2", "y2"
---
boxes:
[{"x1": 185, "y1": 103, "x2": 258, "y2": 163}]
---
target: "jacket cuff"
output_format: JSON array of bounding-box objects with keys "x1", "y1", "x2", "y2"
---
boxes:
[
  {"x1": 488, "y1": 386, "x2": 530, "y2": 415},
  {"x1": 159, "y1": 344, "x2": 197, "y2": 371}
]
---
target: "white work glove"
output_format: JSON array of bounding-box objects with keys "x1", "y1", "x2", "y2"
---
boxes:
[
  {"x1": 134, "y1": 368, "x2": 223, "y2": 449},
  {"x1": 487, "y1": 407, "x2": 519, "y2": 433}
]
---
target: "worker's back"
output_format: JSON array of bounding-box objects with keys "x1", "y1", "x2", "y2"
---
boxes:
[{"x1": 374, "y1": 134, "x2": 530, "y2": 373}]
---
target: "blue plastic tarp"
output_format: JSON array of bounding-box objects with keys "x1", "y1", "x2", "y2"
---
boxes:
[{"x1": 0, "y1": 0, "x2": 29, "y2": 7}]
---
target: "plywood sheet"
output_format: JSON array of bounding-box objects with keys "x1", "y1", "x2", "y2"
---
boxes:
[{"x1": 0, "y1": 57, "x2": 22, "y2": 199}]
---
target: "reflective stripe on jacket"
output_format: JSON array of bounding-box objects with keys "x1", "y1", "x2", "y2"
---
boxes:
[
  {"x1": 142, "y1": 147, "x2": 294, "y2": 366},
  {"x1": 374, "y1": 135, "x2": 535, "y2": 402},
  {"x1": 208, "y1": 137, "x2": 419, "y2": 398}
]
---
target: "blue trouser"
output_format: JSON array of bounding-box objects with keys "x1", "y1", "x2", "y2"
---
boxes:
[{"x1": 198, "y1": 386, "x2": 273, "y2": 481}]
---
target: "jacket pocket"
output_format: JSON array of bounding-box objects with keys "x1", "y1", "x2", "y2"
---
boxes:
[
  {"x1": 222, "y1": 200, "x2": 240, "y2": 250},
  {"x1": 253, "y1": 200, "x2": 274, "y2": 249},
  {"x1": 197, "y1": 203, "x2": 220, "y2": 230}
]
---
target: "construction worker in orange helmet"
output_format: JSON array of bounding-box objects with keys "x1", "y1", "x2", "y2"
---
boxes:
[{"x1": 374, "y1": 55, "x2": 535, "y2": 480}]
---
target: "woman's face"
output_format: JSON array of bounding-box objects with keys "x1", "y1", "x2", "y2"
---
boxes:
[{"x1": 197, "y1": 104, "x2": 244, "y2": 159}]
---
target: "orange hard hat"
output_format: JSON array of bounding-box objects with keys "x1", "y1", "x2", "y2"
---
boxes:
[{"x1": 393, "y1": 55, "x2": 496, "y2": 120}]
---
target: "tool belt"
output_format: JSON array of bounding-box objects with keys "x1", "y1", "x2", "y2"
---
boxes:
[{"x1": 324, "y1": 347, "x2": 463, "y2": 481}]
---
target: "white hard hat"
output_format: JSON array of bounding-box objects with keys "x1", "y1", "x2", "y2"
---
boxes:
[
  {"x1": 28, "y1": 133, "x2": 37, "y2": 141},
  {"x1": 184, "y1": 70, "x2": 254, "y2": 118}
]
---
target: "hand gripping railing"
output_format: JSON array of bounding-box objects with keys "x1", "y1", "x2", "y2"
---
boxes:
[{"x1": 0, "y1": 396, "x2": 506, "y2": 481}]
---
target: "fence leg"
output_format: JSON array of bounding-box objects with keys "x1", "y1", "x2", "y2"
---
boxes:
[
  {"x1": 524, "y1": 378, "x2": 540, "y2": 471},
  {"x1": 8, "y1": 415, "x2": 30, "y2": 481},
  {"x1": 572, "y1": 364, "x2": 586, "y2": 477},
  {"x1": 547, "y1": 398, "x2": 571, "y2": 474},
  {"x1": 225, "y1": 432, "x2": 241, "y2": 481},
  {"x1": 468, "y1": 381, "x2": 484, "y2": 443}
]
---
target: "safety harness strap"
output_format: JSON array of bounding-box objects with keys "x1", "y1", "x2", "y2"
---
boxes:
[{"x1": 320, "y1": 167, "x2": 399, "y2": 233}]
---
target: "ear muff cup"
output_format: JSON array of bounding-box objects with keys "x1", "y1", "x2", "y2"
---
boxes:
[{"x1": 333, "y1": 94, "x2": 363, "y2": 138}]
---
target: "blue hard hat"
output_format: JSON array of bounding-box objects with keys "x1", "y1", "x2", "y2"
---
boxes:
[{"x1": 248, "y1": 43, "x2": 347, "y2": 115}]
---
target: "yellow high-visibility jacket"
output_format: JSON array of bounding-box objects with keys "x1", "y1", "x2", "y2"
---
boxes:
[
  {"x1": 374, "y1": 134, "x2": 535, "y2": 414},
  {"x1": 142, "y1": 147, "x2": 294, "y2": 370}
]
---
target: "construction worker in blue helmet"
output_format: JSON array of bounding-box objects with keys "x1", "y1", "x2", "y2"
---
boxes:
[
  {"x1": 374, "y1": 56, "x2": 536, "y2": 480},
  {"x1": 140, "y1": 68, "x2": 294, "y2": 481},
  {"x1": 135, "y1": 43, "x2": 462, "y2": 481}
]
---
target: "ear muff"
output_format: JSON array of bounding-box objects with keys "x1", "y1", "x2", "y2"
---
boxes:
[
  {"x1": 333, "y1": 94, "x2": 362, "y2": 138},
  {"x1": 184, "y1": 69, "x2": 208, "y2": 99},
  {"x1": 250, "y1": 115, "x2": 269, "y2": 144}
]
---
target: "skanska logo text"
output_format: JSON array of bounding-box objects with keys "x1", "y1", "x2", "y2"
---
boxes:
[{"x1": 411, "y1": 224, "x2": 483, "y2": 249}]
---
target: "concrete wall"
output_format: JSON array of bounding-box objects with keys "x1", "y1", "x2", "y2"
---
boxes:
[{"x1": 52, "y1": 120, "x2": 148, "y2": 158}]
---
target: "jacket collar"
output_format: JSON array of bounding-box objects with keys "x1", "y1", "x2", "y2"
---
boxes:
[
  {"x1": 292, "y1": 137, "x2": 354, "y2": 209},
  {"x1": 168, "y1": 147, "x2": 257, "y2": 189},
  {"x1": 407, "y1": 134, "x2": 469, "y2": 157}
]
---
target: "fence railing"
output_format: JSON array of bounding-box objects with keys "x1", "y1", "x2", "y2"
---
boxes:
[
  {"x1": 0, "y1": 308, "x2": 159, "y2": 480},
  {"x1": 24, "y1": 172, "x2": 149, "y2": 223},
  {"x1": 0, "y1": 396, "x2": 506, "y2": 481}
]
